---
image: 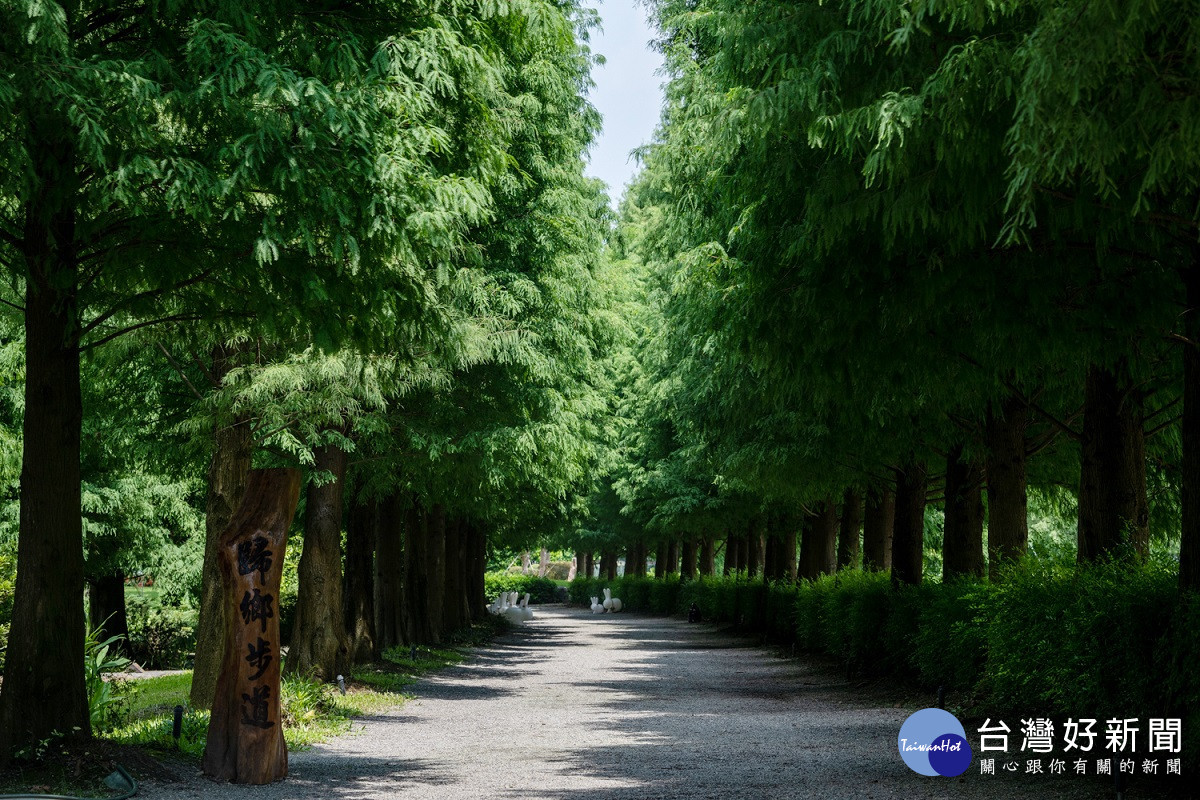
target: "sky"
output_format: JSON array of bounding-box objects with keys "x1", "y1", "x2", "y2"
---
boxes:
[{"x1": 582, "y1": 0, "x2": 666, "y2": 207}]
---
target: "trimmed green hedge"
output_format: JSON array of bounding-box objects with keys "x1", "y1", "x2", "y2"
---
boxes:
[
  {"x1": 569, "y1": 559, "x2": 1199, "y2": 761},
  {"x1": 483, "y1": 572, "x2": 559, "y2": 604}
]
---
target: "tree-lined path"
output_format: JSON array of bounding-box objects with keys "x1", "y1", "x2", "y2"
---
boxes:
[{"x1": 147, "y1": 609, "x2": 1094, "y2": 799}]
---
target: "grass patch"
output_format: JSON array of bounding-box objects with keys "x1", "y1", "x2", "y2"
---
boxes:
[{"x1": 103, "y1": 615, "x2": 510, "y2": 758}]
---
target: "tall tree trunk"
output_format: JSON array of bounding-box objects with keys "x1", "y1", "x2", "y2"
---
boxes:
[
  {"x1": 424, "y1": 503, "x2": 446, "y2": 644},
  {"x1": 520, "y1": 551, "x2": 531, "y2": 574},
  {"x1": 943, "y1": 447, "x2": 985, "y2": 580},
  {"x1": 602, "y1": 550, "x2": 618, "y2": 580},
  {"x1": 666, "y1": 539, "x2": 679, "y2": 574},
  {"x1": 537, "y1": 547, "x2": 550, "y2": 578},
  {"x1": 374, "y1": 494, "x2": 405, "y2": 650},
  {"x1": 837, "y1": 490, "x2": 863, "y2": 570},
  {"x1": 862, "y1": 488, "x2": 895, "y2": 571},
  {"x1": 287, "y1": 442, "x2": 350, "y2": 681},
  {"x1": 87, "y1": 572, "x2": 129, "y2": 649},
  {"x1": 723, "y1": 533, "x2": 736, "y2": 575},
  {"x1": 985, "y1": 394, "x2": 1029, "y2": 577},
  {"x1": 201, "y1": 469, "x2": 299, "y2": 784},
  {"x1": 680, "y1": 539, "x2": 697, "y2": 580},
  {"x1": 762, "y1": 517, "x2": 777, "y2": 581},
  {"x1": 1183, "y1": 265, "x2": 1200, "y2": 590},
  {"x1": 571, "y1": 551, "x2": 584, "y2": 581},
  {"x1": 654, "y1": 540, "x2": 667, "y2": 578},
  {"x1": 191, "y1": 347, "x2": 254, "y2": 710},
  {"x1": 467, "y1": 521, "x2": 488, "y2": 621},
  {"x1": 782, "y1": 513, "x2": 799, "y2": 583},
  {"x1": 891, "y1": 464, "x2": 928, "y2": 586},
  {"x1": 799, "y1": 502, "x2": 837, "y2": 580},
  {"x1": 344, "y1": 499, "x2": 377, "y2": 664},
  {"x1": 746, "y1": 517, "x2": 763, "y2": 578},
  {"x1": 442, "y1": 516, "x2": 464, "y2": 634},
  {"x1": 584, "y1": 551, "x2": 594, "y2": 579},
  {"x1": 699, "y1": 537, "x2": 715, "y2": 577},
  {"x1": 0, "y1": 126, "x2": 91, "y2": 756},
  {"x1": 1078, "y1": 362, "x2": 1149, "y2": 561}
]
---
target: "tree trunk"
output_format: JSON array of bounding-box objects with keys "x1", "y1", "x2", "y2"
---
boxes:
[
  {"x1": 442, "y1": 516, "x2": 464, "y2": 634},
  {"x1": 1078, "y1": 362, "x2": 1149, "y2": 561},
  {"x1": 782, "y1": 514, "x2": 799, "y2": 583},
  {"x1": 1183, "y1": 265, "x2": 1200, "y2": 590},
  {"x1": 602, "y1": 550, "x2": 618, "y2": 580},
  {"x1": 344, "y1": 499, "x2": 377, "y2": 664},
  {"x1": 862, "y1": 488, "x2": 895, "y2": 571},
  {"x1": 722, "y1": 534, "x2": 736, "y2": 575},
  {"x1": 202, "y1": 469, "x2": 300, "y2": 784},
  {"x1": 0, "y1": 125, "x2": 91, "y2": 757},
  {"x1": 680, "y1": 539, "x2": 697, "y2": 580},
  {"x1": 87, "y1": 572, "x2": 129, "y2": 649},
  {"x1": 520, "y1": 551, "x2": 531, "y2": 574},
  {"x1": 943, "y1": 447, "x2": 985, "y2": 580},
  {"x1": 191, "y1": 347, "x2": 254, "y2": 710},
  {"x1": 424, "y1": 503, "x2": 446, "y2": 644},
  {"x1": 466, "y1": 521, "x2": 487, "y2": 621},
  {"x1": 746, "y1": 518, "x2": 763, "y2": 578},
  {"x1": 584, "y1": 551, "x2": 594, "y2": 579},
  {"x1": 537, "y1": 547, "x2": 549, "y2": 578},
  {"x1": 985, "y1": 394, "x2": 1029, "y2": 577},
  {"x1": 374, "y1": 494, "x2": 405, "y2": 651},
  {"x1": 571, "y1": 551, "x2": 584, "y2": 581},
  {"x1": 402, "y1": 502, "x2": 435, "y2": 645},
  {"x1": 891, "y1": 464, "x2": 928, "y2": 585},
  {"x1": 699, "y1": 537, "x2": 715, "y2": 577},
  {"x1": 799, "y1": 502, "x2": 837, "y2": 580},
  {"x1": 654, "y1": 540, "x2": 667, "y2": 578},
  {"x1": 837, "y1": 490, "x2": 863, "y2": 570},
  {"x1": 286, "y1": 443, "x2": 350, "y2": 681}
]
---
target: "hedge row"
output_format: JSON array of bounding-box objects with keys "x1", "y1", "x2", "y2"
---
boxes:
[
  {"x1": 483, "y1": 572, "x2": 560, "y2": 604},
  {"x1": 570, "y1": 559, "x2": 1199, "y2": 760}
]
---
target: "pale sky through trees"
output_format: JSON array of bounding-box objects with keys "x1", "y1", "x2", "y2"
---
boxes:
[{"x1": 583, "y1": 0, "x2": 666, "y2": 207}]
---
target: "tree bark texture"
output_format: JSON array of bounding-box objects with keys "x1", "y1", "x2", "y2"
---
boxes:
[
  {"x1": 286, "y1": 442, "x2": 349, "y2": 681},
  {"x1": 201, "y1": 469, "x2": 300, "y2": 784},
  {"x1": 680, "y1": 538, "x2": 697, "y2": 580},
  {"x1": 1184, "y1": 263, "x2": 1200, "y2": 590}
]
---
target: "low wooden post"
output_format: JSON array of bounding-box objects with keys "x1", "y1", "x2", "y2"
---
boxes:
[{"x1": 202, "y1": 469, "x2": 301, "y2": 784}]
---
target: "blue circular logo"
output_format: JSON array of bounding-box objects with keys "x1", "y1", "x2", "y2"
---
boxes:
[{"x1": 898, "y1": 708, "x2": 973, "y2": 776}]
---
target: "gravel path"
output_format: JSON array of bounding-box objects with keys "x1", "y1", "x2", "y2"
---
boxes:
[{"x1": 143, "y1": 606, "x2": 1131, "y2": 799}]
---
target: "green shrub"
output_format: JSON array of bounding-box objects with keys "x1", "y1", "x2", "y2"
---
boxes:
[
  {"x1": 85, "y1": 624, "x2": 132, "y2": 731},
  {"x1": 483, "y1": 572, "x2": 559, "y2": 604},
  {"x1": 126, "y1": 596, "x2": 196, "y2": 669}
]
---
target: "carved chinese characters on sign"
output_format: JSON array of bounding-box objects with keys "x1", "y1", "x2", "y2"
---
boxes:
[{"x1": 202, "y1": 469, "x2": 300, "y2": 784}]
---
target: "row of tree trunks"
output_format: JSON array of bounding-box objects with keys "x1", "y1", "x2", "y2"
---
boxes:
[
  {"x1": 1077, "y1": 362, "x2": 1149, "y2": 561},
  {"x1": 746, "y1": 517, "x2": 763, "y2": 577},
  {"x1": 286, "y1": 441, "x2": 350, "y2": 680},
  {"x1": 863, "y1": 489, "x2": 895, "y2": 571},
  {"x1": 653, "y1": 540, "x2": 667, "y2": 578},
  {"x1": 891, "y1": 463, "x2": 928, "y2": 585},
  {"x1": 943, "y1": 447, "x2": 985, "y2": 580},
  {"x1": 467, "y1": 521, "x2": 488, "y2": 621}
]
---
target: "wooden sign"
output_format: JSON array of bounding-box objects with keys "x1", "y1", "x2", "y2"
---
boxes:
[{"x1": 202, "y1": 468, "x2": 301, "y2": 784}]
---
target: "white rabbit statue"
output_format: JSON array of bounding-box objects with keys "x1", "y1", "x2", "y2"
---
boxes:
[
  {"x1": 488, "y1": 593, "x2": 508, "y2": 615},
  {"x1": 519, "y1": 593, "x2": 534, "y2": 621},
  {"x1": 590, "y1": 596, "x2": 604, "y2": 614},
  {"x1": 602, "y1": 587, "x2": 622, "y2": 613}
]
